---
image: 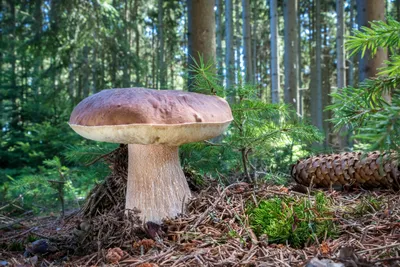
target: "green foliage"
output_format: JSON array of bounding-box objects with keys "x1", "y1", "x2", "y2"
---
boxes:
[
  {"x1": 2, "y1": 141, "x2": 114, "y2": 215},
  {"x1": 328, "y1": 18, "x2": 400, "y2": 153},
  {"x1": 352, "y1": 196, "x2": 383, "y2": 217},
  {"x1": 188, "y1": 55, "x2": 223, "y2": 95},
  {"x1": 248, "y1": 192, "x2": 338, "y2": 248},
  {"x1": 0, "y1": 0, "x2": 187, "y2": 213},
  {"x1": 182, "y1": 59, "x2": 323, "y2": 181},
  {"x1": 347, "y1": 18, "x2": 400, "y2": 58},
  {"x1": 6, "y1": 156, "x2": 73, "y2": 214}
]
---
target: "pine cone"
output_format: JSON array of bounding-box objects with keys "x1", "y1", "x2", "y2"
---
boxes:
[{"x1": 291, "y1": 152, "x2": 399, "y2": 190}]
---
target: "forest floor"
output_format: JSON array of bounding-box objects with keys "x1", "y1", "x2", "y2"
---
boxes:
[{"x1": 1, "y1": 182, "x2": 400, "y2": 267}]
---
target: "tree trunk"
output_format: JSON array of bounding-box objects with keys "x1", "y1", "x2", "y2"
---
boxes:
[
  {"x1": 283, "y1": 0, "x2": 298, "y2": 112},
  {"x1": 305, "y1": 0, "x2": 314, "y2": 118},
  {"x1": 158, "y1": 0, "x2": 166, "y2": 89},
  {"x1": 82, "y1": 46, "x2": 90, "y2": 98},
  {"x1": 150, "y1": 25, "x2": 154, "y2": 88},
  {"x1": 347, "y1": 0, "x2": 354, "y2": 87},
  {"x1": 187, "y1": 0, "x2": 216, "y2": 91},
  {"x1": 122, "y1": 1, "x2": 131, "y2": 88},
  {"x1": 134, "y1": 0, "x2": 140, "y2": 86},
  {"x1": 270, "y1": 0, "x2": 280, "y2": 103},
  {"x1": 187, "y1": 0, "x2": 193, "y2": 89},
  {"x1": 216, "y1": 0, "x2": 223, "y2": 76},
  {"x1": 252, "y1": 0, "x2": 258, "y2": 90},
  {"x1": 298, "y1": 2, "x2": 303, "y2": 115},
  {"x1": 68, "y1": 51, "x2": 75, "y2": 102},
  {"x1": 322, "y1": 19, "x2": 331, "y2": 148},
  {"x1": 111, "y1": 51, "x2": 117, "y2": 87},
  {"x1": 92, "y1": 44, "x2": 98, "y2": 93},
  {"x1": 224, "y1": 0, "x2": 235, "y2": 97},
  {"x1": 311, "y1": 0, "x2": 323, "y2": 132},
  {"x1": 235, "y1": 0, "x2": 241, "y2": 85},
  {"x1": 336, "y1": 0, "x2": 346, "y2": 89},
  {"x1": 242, "y1": 0, "x2": 253, "y2": 84},
  {"x1": 225, "y1": 0, "x2": 235, "y2": 102},
  {"x1": 336, "y1": 0, "x2": 348, "y2": 150},
  {"x1": 7, "y1": 0, "x2": 19, "y2": 130},
  {"x1": 356, "y1": 0, "x2": 386, "y2": 81},
  {"x1": 33, "y1": 0, "x2": 42, "y2": 97}
]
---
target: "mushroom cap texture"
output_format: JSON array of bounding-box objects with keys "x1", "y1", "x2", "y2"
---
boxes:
[{"x1": 69, "y1": 88, "x2": 233, "y2": 146}]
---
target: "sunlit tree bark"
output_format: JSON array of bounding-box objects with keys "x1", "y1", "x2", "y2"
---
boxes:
[{"x1": 270, "y1": 0, "x2": 280, "y2": 103}]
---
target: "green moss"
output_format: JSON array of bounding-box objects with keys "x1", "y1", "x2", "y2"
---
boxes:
[
  {"x1": 248, "y1": 192, "x2": 338, "y2": 248},
  {"x1": 352, "y1": 196, "x2": 382, "y2": 217}
]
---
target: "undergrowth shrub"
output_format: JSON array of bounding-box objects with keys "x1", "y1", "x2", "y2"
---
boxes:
[
  {"x1": 248, "y1": 192, "x2": 338, "y2": 248},
  {"x1": 181, "y1": 59, "x2": 323, "y2": 182}
]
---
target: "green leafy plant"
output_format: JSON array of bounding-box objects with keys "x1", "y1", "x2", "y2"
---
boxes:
[
  {"x1": 248, "y1": 192, "x2": 338, "y2": 248},
  {"x1": 328, "y1": 18, "x2": 400, "y2": 153},
  {"x1": 5, "y1": 156, "x2": 84, "y2": 216}
]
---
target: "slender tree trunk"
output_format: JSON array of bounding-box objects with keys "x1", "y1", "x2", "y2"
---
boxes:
[
  {"x1": 216, "y1": 0, "x2": 223, "y2": 76},
  {"x1": 311, "y1": 0, "x2": 323, "y2": 132},
  {"x1": 242, "y1": 0, "x2": 253, "y2": 84},
  {"x1": 357, "y1": 0, "x2": 386, "y2": 81},
  {"x1": 151, "y1": 25, "x2": 156, "y2": 88},
  {"x1": 7, "y1": 0, "x2": 19, "y2": 130},
  {"x1": 33, "y1": 0, "x2": 42, "y2": 97},
  {"x1": 122, "y1": 0, "x2": 131, "y2": 88},
  {"x1": 336, "y1": 0, "x2": 346, "y2": 89},
  {"x1": 133, "y1": 0, "x2": 140, "y2": 85},
  {"x1": 158, "y1": 0, "x2": 166, "y2": 89},
  {"x1": 225, "y1": 0, "x2": 235, "y2": 102},
  {"x1": 252, "y1": 1, "x2": 257, "y2": 88},
  {"x1": 8, "y1": 0, "x2": 16, "y2": 93},
  {"x1": 283, "y1": 0, "x2": 299, "y2": 112},
  {"x1": 270, "y1": 0, "x2": 280, "y2": 103},
  {"x1": 68, "y1": 51, "x2": 75, "y2": 102},
  {"x1": 348, "y1": 0, "x2": 354, "y2": 87},
  {"x1": 111, "y1": 50, "x2": 117, "y2": 86},
  {"x1": 187, "y1": 0, "x2": 216, "y2": 92},
  {"x1": 336, "y1": 0, "x2": 348, "y2": 150},
  {"x1": 305, "y1": 0, "x2": 314, "y2": 117},
  {"x1": 298, "y1": 2, "x2": 303, "y2": 115},
  {"x1": 187, "y1": 0, "x2": 193, "y2": 89},
  {"x1": 82, "y1": 46, "x2": 90, "y2": 97},
  {"x1": 92, "y1": 43, "x2": 97, "y2": 93},
  {"x1": 322, "y1": 14, "x2": 331, "y2": 148},
  {"x1": 235, "y1": 0, "x2": 241, "y2": 85},
  {"x1": 170, "y1": 64, "x2": 174, "y2": 88}
]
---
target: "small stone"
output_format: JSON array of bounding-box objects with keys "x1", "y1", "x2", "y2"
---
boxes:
[{"x1": 305, "y1": 257, "x2": 345, "y2": 267}]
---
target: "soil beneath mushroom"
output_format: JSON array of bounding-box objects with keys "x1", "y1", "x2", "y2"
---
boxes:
[{"x1": 1, "y1": 146, "x2": 400, "y2": 266}]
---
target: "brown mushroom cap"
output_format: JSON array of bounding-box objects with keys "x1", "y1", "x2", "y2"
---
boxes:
[{"x1": 69, "y1": 88, "x2": 233, "y2": 146}]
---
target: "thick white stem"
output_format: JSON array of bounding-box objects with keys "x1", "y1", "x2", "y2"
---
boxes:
[{"x1": 125, "y1": 144, "x2": 191, "y2": 223}]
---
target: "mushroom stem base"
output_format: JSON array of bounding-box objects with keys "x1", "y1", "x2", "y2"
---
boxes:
[{"x1": 126, "y1": 144, "x2": 191, "y2": 223}]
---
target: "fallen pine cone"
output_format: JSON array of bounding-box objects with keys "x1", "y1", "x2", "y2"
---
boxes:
[{"x1": 291, "y1": 151, "x2": 400, "y2": 190}]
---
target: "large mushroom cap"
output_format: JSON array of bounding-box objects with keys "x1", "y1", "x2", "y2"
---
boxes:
[{"x1": 69, "y1": 88, "x2": 233, "y2": 146}]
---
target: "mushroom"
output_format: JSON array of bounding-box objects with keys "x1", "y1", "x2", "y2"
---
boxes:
[{"x1": 69, "y1": 88, "x2": 233, "y2": 223}]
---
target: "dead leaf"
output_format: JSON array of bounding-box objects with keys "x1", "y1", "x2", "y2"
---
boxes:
[
  {"x1": 106, "y1": 247, "x2": 124, "y2": 264},
  {"x1": 320, "y1": 241, "x2": 331, "y2": 255}
]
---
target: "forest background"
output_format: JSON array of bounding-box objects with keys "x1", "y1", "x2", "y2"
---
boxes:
[{"x1": 0, "y1": 0, "x2": 397, "y2": 215}]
